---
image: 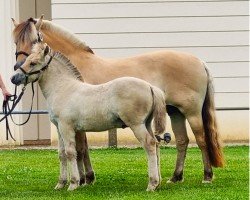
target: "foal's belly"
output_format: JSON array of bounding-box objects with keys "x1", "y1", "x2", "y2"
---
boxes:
[{"x1": 74, "y1": 113, "x2": 124, "y2": 132}]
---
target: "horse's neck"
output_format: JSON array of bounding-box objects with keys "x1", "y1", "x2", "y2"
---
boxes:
[
  {"x1": 38, "y1": 59, "x2": 79, "y2": 100},
  {"x1": 41, "y1": 21, "x2": 89, "y2": 59},
  {"x1": 40, "y1": 21, "x2": 112, "y2": 84}
]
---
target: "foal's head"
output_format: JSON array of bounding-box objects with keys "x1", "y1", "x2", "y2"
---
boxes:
[
  {"x1": 12, "y1": 15, "x2": 44, "y2": 70},
  {"x1": 11, "y1": 43, "x2": 51, "y2": 86}
]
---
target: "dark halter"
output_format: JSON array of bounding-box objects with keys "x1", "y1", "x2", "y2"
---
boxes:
[
  {"x1": 19, "y1": 55, "x2": 53, "y2": 85},
  {"x1": 15, "y1": 32, "x2": 43, "y2": 61}
]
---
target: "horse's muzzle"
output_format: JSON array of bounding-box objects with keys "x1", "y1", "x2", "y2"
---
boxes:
[
  {"x1": 11, "y1": 74, "x2": 25, "y2": 86},
  {"x1": 14, "y1": 60, "x2": 25, "y2": 71}
]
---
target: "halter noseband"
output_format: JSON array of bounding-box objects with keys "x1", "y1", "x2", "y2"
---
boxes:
[
  {"x1": 19, "y1": 55, "x2": 53, "y2": 85},
  {"x1": 15, "y1": 32, "x2": 44, "y2": 61}
]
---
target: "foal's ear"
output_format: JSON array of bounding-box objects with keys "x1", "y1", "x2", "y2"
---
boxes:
[
  {"x1": 35, "y1": 15, "x2": 44, "y2": 31},
  {"x1": 44, "y1": 45, "x2": 50, "y2": 56},
  {"x1": 11, "y1": 18, "x2": 18, "y2": 27}
]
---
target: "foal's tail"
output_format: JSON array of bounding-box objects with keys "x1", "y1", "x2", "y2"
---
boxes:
[
  {"x1": 203, "y1": 64, "x2": 224, "y2": 167},
  {"x1": 150, "y1": 86, "x2": 166, "y2": 135}
]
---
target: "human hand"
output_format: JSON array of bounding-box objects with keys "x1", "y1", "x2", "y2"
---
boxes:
[{"x1": 2, "y1": 88, "x2": 12, "y2": 101}]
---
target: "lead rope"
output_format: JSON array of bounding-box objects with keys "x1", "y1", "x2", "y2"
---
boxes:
[{"x1": 0, "y1": 82, "x2": 36, "y2": 141}]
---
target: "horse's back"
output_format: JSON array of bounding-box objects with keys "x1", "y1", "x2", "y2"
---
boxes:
[{"x1": 103, "y1": 50, "x2": 208, "y2": 112}]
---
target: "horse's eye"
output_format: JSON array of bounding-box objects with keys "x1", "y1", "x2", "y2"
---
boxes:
[{"x1": 30, "y1": 62, "x2": 36, "y2": 66}]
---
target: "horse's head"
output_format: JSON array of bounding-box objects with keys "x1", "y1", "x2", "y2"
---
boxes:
[
  {"x1": 11, "y1": 43, "x2": 51, "y2": 86},
  {"x1": 12, "y1": 15, "x2": 44, "y2": 71}
]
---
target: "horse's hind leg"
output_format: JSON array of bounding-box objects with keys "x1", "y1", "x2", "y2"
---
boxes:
[
  {"x1": 75, "y1": 131, "x2": 95, "y2": 186},
  {"x1": 186, "y1": 113, "x2": 213, "y2": 183},
  {"x1": 167, "y1": 107, "x2": 189, "y2": 183},
  {"x1": 82, "y1": 132, "x2": 95, "y2": 184},
  {"x1": 75, "y1": 132, "x2": 85, "y2": 185},
  {"x1": 131, "y1": 125, "x2": 160, "y2": 191},
  {"x1": 58, "y1": 122, "x2": 80, "y2": 191}
]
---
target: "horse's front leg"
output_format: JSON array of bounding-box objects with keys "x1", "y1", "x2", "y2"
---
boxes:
[
  {"x1": 75, "y1": 131, "x2": 95, "y2": 186},
  {"x1": 59, "y1": 122, "x2": 80, "y2": 191},
  {"x1": 55, "y1": 131, "x2": 68, "y2": 189}
]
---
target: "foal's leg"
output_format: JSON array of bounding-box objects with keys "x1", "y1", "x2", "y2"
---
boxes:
[
  {"x1": 75, "y1": 131, "x2": 95, "y2": 185},
  {"x1": 186, "y1": 113, "x2": 213, "y2": 183},
  {"x1": 167, "y1": 108, "x2": 189, "y2": 183},
  {"x1": 58, "y1": 122, "x2": 80, "y2": 191},
  {"x1": 146, "y1": 122, "x2": 161, "y2": 184},
  {"x1": 132, "y1": 125, "x2": 160, "y2": 191},
  {"x1": 55, "y1": 132, "x2": 68, "y2": 189}
]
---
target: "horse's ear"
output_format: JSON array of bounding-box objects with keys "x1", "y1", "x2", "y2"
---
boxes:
[
  {"x1": 44, "y1": 45, "x2": 50, "y2": 56},
  {"x1": 35, "y1": 14, "x2": 44, "y2": 31},
  {"x1": 11, "y1": 18, "x2": 18, "y2": 27}
]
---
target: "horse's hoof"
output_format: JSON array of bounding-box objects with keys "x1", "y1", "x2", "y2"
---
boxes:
[
  {"x1": 67, "y1": 183, "x2": 79, "y2": 191},
  {"x1": 166, "y1": 179, "x2": 174, "y2": 184},
  {"x1": 146, "y1": 185, "x2": 156, "y2": 192},
  {"x1": 202, "y1": 180, "x2": 212, "y2": 184},
  {"x1": 167, "y1": 173, "x2": 184, "y2": 184},
  {"x1": 79, "y1": 177, "x2": 86, "y2": 186},
  {"x1": 85, "y1": 171, "x2": 95, "y2": 185},
  {"x1": 167, "y1": 178, "x2": 184, "y2": 184},
  {"x1": 54, "y1": 182, "x2": 66, "y2": 190}
]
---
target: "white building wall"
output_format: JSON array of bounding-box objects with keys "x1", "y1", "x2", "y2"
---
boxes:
[
  {"x1": 0, "y1": 0, "x2": 23, "y2": 145},
  {"x1": 50, "y1": 0, "x2": 249, "y2": 145}
]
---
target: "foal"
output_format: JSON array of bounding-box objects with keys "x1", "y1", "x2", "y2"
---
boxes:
[{"x1": 11, "y1": 43, "x2": 166, "y2": 191}]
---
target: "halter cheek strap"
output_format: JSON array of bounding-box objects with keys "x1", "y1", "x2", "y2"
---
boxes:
[
  {"x1": 15, "y1": 31, "x2": 43, "y2": 61},
  {"x1": 15, "y1": 51, "x2": 30, "y2": 60}
]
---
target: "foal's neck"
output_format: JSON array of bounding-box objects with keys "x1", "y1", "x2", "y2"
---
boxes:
[{"x1": 38, "y1": 57, "x2": 81, "y2": 100}]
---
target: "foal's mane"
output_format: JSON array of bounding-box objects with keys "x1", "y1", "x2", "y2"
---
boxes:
[
  {"x1": 13, "y1": 18, "x2": 94, "y2": 54},
  {"x1": 53, "y1": 52, "x2": 84, "y2": 82}
]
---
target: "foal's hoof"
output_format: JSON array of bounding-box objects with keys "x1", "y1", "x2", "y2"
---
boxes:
[
  {"x1": 67, "y1": 182, "x2": 79, "y2": 191},
  {"x1": 146, "y1": 179, "x2": 160, "y2": 192},
  {"x1": 85, "y1": 171, "x2": 95, "y2": 185},
  {"x1": 146, "y1": 184, "x2": 158, "y2": 192},
  {"x1": 54, "y1": 181, "x2": 67, "y2": 190}
]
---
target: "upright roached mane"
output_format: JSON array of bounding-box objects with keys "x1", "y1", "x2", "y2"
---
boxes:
[
  {"x1": 53, "y1": 53, "x2": 84, "y2": 82},
  {"x1": 13, "y1": 18, "x2": 94, "y2": 53}
]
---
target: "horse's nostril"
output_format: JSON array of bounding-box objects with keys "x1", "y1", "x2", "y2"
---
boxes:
[
  {"x1": 14, "y1": 64, "x2": 19, "y2": 71},
  {"x1": 14, "y1": 60, "x2": 25, "y2": 71},
  {"x1": 11, "y1": 75, "x2": 21, "y2": 85},
  {"x1": 11, "y1": 76, "x2": 16, "y2": 84}
]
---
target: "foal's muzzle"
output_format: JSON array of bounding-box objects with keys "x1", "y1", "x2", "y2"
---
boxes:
[{"x1": 11, "y1": 73, "x2": 26, "y2": 86}]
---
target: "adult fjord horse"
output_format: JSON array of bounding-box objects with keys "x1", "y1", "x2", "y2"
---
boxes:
[{"x1": 12, "y1": 16, "x2": 224, "y2": 184}]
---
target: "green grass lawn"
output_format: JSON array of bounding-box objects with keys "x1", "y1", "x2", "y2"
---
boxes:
[{"x1": 0, "y1": 146, "x2": 248, "y2": 200}]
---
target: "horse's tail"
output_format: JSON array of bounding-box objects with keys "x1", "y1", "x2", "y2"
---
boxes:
[
  {"x1": 150, "y1": 86, "x2": 166, "y2": 135},
  {"x1": 202, "y1": 64, "x2": 224, "y2": 167}
]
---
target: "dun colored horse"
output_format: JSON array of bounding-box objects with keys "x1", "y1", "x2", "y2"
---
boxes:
[
  {"x1": 11, "y1": 43, "x2": 166, "y2": 191},
  {"x1": 11, "y1": 16, "x2": 224, "y2": 184}
]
